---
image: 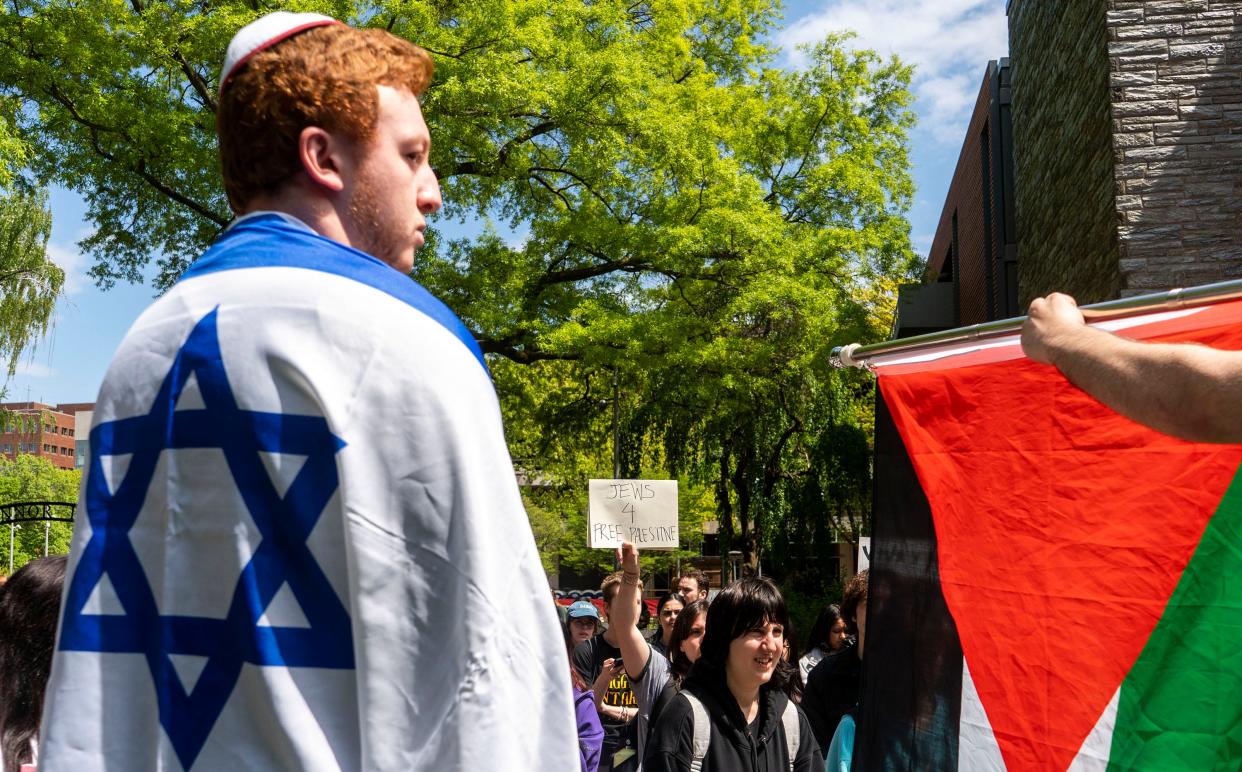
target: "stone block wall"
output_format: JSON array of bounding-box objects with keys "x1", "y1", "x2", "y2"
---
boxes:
[
  {"x1": 1009, "y1": 0, "x2": 1120, "y2": 305},
  {"x1": 1108, "y1": 1, "x2": 1242, "y2": 295}
]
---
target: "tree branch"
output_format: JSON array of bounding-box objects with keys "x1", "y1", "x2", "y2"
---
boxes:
[
  {"x1": 478, "y1": 338, "x2": 581, "y2": 363},
  {"x1": 764, "y1": 99, "x2": 831, "y2": 206},
  {"x1": 44, "y1": 84, "x2": 229, "y2": 226},
  {"x1": 529, "y1": 172, "x2": 574, "y2": 211},
  {"x1": 442, "y1": 119, "x2": 559, "y2": 179},
  {"x1": 171, "y1": 49, "x2": 217, "y2": 113},
  {"x1": 534, "y1": 251, "x2": 643, "y2": 288},
  {"x1": 529, "y1": 166, "x2": 622, "y2": 221}
]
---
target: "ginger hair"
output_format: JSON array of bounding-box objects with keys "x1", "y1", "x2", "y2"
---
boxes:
[{"x1": 216, "y1": 24, "x2": 434, "y2": 213}]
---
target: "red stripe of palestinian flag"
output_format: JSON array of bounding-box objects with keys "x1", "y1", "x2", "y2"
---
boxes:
[{"x1": 867, "y1": 299, "x2": 1242, "y2": 771}]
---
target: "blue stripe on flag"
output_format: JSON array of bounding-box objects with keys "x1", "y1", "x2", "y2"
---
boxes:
[{"x1": 180, "y1": 214, "x2": 487, "y2": 370}]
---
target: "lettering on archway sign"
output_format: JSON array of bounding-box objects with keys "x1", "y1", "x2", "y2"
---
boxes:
[{"x1": 588, "y1": 479, "x2": 679, "y2": 549}]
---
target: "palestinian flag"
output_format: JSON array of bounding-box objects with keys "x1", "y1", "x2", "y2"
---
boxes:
[{"x1": 855, "y1": 300, "x2": 1242, "y2": 771}]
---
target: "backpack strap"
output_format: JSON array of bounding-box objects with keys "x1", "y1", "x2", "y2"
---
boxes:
[
  {"x1": 681, "y1": 691, "x2": 712, "y2": 772},
  {"x1": 780, "y1": 699, "x2": 800, "y2": 771}
]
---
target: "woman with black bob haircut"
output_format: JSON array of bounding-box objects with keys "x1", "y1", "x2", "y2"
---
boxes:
[
  {"x1": 645, "y1": 577, "x2": 823, "y2": 772},
  {"x1": 0, "y1": 555, "x2": 67, "y2": 771}
]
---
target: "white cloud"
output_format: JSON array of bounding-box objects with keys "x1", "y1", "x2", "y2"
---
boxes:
[
  {"x1": 779, "y1": 0, "x2": 1009, "y2": 144},
  {"x1": 13, "y1": 361, "x2": 55, "y2": 378},
  {"x1": 46, "y1": 240, "x2": 91, "y2": 296}
]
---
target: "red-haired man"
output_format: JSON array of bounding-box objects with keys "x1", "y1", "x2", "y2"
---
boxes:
[{"x1": 41, "y1": 13, "x2": 576, "y2": 770}]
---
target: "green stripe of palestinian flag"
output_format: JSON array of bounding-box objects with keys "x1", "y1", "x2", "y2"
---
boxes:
[{"x1": 1106, "y1": 463, "x2": 1242, "y2": 769}]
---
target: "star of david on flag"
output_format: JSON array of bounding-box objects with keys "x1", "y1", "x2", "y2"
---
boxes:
[{"x1": 58, "y1": 308, "x2": 355, "y2": 769}]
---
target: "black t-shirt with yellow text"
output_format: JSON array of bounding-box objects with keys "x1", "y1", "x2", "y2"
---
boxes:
[{"x1": 572, "y1": 633, "x2": 639, "y2": 772}]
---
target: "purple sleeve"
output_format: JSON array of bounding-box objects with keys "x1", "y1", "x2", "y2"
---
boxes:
[{"x1": 574, "y1": 687, "x2": 604, "y2": 772}]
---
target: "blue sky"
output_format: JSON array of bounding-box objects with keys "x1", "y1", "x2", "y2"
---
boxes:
[{"x1": 4, "y1": 0, "x2": 1009, "y2": 406}]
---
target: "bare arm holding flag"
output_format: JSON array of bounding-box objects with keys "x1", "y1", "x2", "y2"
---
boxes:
[{"x1": 1021, "y1": 292, "x2": 1242, "y2": 443}]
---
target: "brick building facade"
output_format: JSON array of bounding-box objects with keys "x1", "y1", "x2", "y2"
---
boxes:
[
  {"x1": 896, "y1": 61, "x2": 1016, "y2": 335},
  {"x1": 0, "y1": 402, "x2": 93, "y2": 471},
  {"x1": 927, "y1": 61, "x2": 1017, "y2": 325}
]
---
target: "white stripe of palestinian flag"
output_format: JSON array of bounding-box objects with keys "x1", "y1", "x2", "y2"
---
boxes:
[{"x1": 959, "y1": 659, "x2": 1121, "y2": 771}]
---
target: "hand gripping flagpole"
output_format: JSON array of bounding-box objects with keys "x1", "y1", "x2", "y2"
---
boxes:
[{"x1": 831, "y1": 278, "x2": 1242, "y2": 370}]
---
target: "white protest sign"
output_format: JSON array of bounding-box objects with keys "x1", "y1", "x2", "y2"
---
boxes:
[
  {"x1": 588, "y1": 479, "x2": 679, "y2": 549},
  {"x1": 857, "y1": 537, "x2": 871, "y2": 572}
]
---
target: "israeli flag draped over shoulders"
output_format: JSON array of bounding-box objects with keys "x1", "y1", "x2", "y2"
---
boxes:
[{"x1": 40, "y1": 214, "x2": 578, "y2": 771}]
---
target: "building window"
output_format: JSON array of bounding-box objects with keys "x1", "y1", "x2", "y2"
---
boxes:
[{"x1": 1, "y1": 444, "x2": 10, "y2": 454}]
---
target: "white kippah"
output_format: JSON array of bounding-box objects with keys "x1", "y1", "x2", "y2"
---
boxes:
[{"x1": 219, "y1": 11, "x2": 343, "y2": 94}]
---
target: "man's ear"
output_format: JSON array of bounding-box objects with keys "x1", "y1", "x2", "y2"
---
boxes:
[{"x1": 298, "y1": 126, "x2": 350, "y2": 193}]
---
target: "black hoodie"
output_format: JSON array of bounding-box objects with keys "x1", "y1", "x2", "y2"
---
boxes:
[{"x1": 644, "y1": 671, "x2": 823, "y2": 772}]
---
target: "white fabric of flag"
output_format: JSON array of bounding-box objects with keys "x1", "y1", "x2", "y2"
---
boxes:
[{"x1": 39, "y1": 214, "x2": 578, "y2": 771}]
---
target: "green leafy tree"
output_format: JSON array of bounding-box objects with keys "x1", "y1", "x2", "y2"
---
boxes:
[
  {"x1": 502, "y1": 358, "x2": 716, "y2": 576},
  {"x1": 0, "y1": 188, "x2": 61, "y2": 377},
  {"x1": 0, "y1": 110, "x2": 61, "y2": 382},
  {"x1": 0, "y1": 453, "x2": 78, "y2": 575},
  {"x1": 0, "y1": 0, "x2": 917, "y2": 571}
]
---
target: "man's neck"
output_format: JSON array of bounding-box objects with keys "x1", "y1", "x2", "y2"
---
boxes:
[
  {"x1": 230, "y1": 210, "x2": 314, "y2": 233},
  {"x1": 602, "y1": 626, "x2": 621, "y2": 648},
  {"x1": 241, "y1": 191, "x2": 346, "y2": 245}
]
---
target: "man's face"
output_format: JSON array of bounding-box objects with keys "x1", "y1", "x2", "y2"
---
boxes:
[
  {"x1": 344, "y1": 85, "x2": 442, "y2": 273},
  {"x1": 603, "y1": 591, "x2": 642, "y2": 626},
  {"x1": 677, "y1": 578, "x2": 703, "y2": 603}
]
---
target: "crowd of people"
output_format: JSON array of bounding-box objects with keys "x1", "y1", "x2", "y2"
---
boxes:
[
  {"x1": 2, "y1": 8, "x2": 1238, "y2": 771},
  {"x1": 0, "y1": 542, "x2": 868, "y2": 772},
  {"x1": 0, "y1": 13, "x2": 869, "y2": 771},
  {"x1": 562, "y1": 541, "x2": 868, "y2": 772}
]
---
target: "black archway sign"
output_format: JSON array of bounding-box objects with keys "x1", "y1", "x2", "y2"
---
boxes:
[
  {"x1": 1, "y1": 500, "x2": 76, "y2": 574},
  {"x1": 0, "y1": 501, "x2": 76, "y2": 527}
]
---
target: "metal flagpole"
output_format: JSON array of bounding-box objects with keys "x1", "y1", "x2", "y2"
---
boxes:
[
  {"x1": 612, "y1": 368, "x2": 621, "y2": 479},
  {"x1": 832, "y1": 278, "x2": 1242, "y2": 369}
]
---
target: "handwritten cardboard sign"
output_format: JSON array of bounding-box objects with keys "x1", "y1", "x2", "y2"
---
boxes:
[{"x1": 588, "y1": 479, "x2": 679, "y2": 549}]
